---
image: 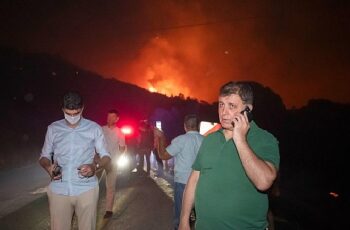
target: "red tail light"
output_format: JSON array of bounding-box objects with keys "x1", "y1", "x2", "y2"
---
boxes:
[{"x1": 121, "y1": 126, "x2": 133, "y2": 136}]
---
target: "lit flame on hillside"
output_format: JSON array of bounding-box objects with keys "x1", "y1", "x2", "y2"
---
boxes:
[
  {"x1": 121, "y1": 35, "x2": 200, "y2": 100},
  {"x1": 148, "y1": 86, "x2": 157, "y2": 93}
]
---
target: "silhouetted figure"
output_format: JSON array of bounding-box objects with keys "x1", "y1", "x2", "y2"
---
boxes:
[{"x1": 136, "y1": 120, "x2": 154, "y2": 176}]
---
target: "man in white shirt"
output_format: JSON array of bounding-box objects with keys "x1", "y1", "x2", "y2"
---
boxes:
[
  {"x1": 101, "y1": 109, "x2": 126, "y2": 218},
  {"x1": 39, "y1": 91, "x2": 111, "y2": 230}
]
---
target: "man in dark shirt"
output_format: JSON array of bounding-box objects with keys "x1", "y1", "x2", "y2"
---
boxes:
[{"x1": 136, "y1": 120, "x2": 154, "y2": 176}]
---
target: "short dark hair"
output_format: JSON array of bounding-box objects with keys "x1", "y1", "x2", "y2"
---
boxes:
[
  {"x1": 219, "y1": 81, "x2": 253, "y2": 105},
  {"x1": 108, "y1": 109, "x2": 119, "y2": 116},
  {"x1": 184, "y1": 114, "x2": 200, "y2": 130},
  {"x1": 62, "y1": 91, "x2": 84, "y2": 110}
]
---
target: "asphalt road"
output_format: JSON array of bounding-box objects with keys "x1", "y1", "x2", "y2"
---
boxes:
[
  {"x1": 103, "y1": 172, "x2": 174, "y2": 230},
  {"x1": 0, "y1": 162, "x2": 176, "y2": 230},
  {"x1": 2, "y1": 162, "x2": 326, "y2": 230},
  {"x1": 0, "y1": 163, "x2": 49, "y2": 219}
]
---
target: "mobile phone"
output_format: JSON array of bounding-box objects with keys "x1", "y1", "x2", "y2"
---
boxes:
[
  {"x1": 156, "y1": 121, "x2": 162, "y2": 130},
  {"x1": 241, "y1": 106, "x2": 253, "y2": 122},
  {"x1": 52, "y1": 165, "x2": 62, "y2": 177},
  {"x1": 232, "y1": 107, "x2": 253, "y2": 127}
]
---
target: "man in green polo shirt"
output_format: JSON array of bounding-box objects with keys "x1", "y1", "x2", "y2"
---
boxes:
[{"x1": 179, "y1": 81, "x2": 280, "y2": 230}]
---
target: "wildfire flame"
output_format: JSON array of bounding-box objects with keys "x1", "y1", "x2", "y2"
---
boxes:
[
  {"x1": 120, "y1": 36, "x2": 193, "y2": 100},
  {"x1": 148, "y1": 86, "x2": 157, "y2": 93}
]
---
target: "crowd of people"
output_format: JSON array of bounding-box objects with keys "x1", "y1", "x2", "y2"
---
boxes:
[{"x1": 39, "y1": 81, "x2": 280, "y2": 230}]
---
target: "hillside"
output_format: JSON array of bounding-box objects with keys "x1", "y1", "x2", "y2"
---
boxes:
[
  {"x1": 1, "y1": 47, "x2": 349, "y2": 228},
  {"x1": 0, "y1": 47, "x2": 288, "y2": 168}
]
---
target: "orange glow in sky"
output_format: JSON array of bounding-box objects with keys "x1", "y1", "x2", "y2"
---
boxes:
[
  {"x1": 121, "y1": 36, "x2": 192, "y2": 99},
  {"x1": 2, "y1": 1, "x2": 348, "y2": 108}
]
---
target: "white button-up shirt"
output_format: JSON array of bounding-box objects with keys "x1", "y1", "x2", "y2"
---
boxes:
[
  {"x1": 40, "y1": 118, "x2": 110, "y2": 196},
  {"x1": 102, "y1": 125, "x2": 125, "y2": 160}
]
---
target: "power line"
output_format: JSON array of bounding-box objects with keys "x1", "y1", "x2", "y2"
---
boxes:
[{"x1": 132, "y1": 15, "x2": 273, "y2": 34}]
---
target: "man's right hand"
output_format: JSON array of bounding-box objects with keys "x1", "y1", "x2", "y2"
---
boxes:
[
  {"x1": 39, "y1": 157, "x2": 62, "y2": 180},
  {"x1": 50, "y1": 164, "x2": 62, "y2": 180},
  {"x1": 153, "y1": 128, "x2": 164, "y2": 138}
]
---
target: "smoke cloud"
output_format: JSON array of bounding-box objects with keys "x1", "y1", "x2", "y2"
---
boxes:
[{"x1": 1, "y1": 0, "x2": 348, "y2": 107}]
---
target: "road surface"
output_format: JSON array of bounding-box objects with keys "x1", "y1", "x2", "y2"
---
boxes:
[
  {"x1": 0, "y1": 162, "x2": 312, "y2": 229},
  {"x1": 0, "y1": 163, "x2": 49, "y2": 218},
  {"x1": 0, "y1": 162, "x2": 176, "y2": 230}
]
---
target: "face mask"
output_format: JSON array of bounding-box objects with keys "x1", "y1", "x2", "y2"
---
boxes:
[{"x1": 64, "y1": 113, "x2": 81, "y2": 125}]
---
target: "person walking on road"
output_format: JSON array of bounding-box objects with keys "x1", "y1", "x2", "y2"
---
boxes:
[
  {"x1": 100, "y1": 109, "x2": 126, "y2": 219},
  {"x1": 179, "y1": 81, "x2": 280, "y2": 230},
  {"x1": 39, "y1": 91, "x2": 111, "y2": 230},
  {"x1": 136, "y1": 120, "x2": 154, "y2": 176},
  {"x1": 154, "y1": 114, "x2": 204, "y2": 230}
]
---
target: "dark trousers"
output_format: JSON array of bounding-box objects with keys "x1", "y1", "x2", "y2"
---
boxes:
[
  {"x1": 153, "y1": 148, "x2": 164, "y2": 174},
  {"x1": 137, "y1": 148, "x2": 151, "y2": 175},
  {"x1": 174, "y1": 182, "x2": 186, "y2": 230}
]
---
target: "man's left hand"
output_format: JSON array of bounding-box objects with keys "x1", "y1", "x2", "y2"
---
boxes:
[{"x1": 77, "y1": 164, "x2": 95, "y2": 177}]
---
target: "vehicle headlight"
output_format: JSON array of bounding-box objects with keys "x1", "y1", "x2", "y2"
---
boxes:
[{"x1": 116, "y1": 154, "x2": 129, "y2": 169}]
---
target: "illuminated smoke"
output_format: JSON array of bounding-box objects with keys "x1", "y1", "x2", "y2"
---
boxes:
[
  {"x1": 114, "y1": 1, "x2": 350, "y2": 107},
  {"x1": 6, "y1": 0, "x2": 347, "y2": 107},
  {"x1": 118, "y1": 1, "x2": 277, "y2": 103},
  {"x1": 121, "y1": 36, "x2": 193, "y2": 98}
]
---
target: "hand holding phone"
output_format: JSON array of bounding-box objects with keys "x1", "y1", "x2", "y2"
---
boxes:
[
  {"x1": 51, "y1": 164, "x2": 62, "y2": 181},
  {"x1": 52, "y1": 165, "x2": 62, "y2": 177},
  {"x1": 231, "y1": 106, "x2": 253, "y2": 127},
  {"x1": 77, "y1": 164, "x2": 95, "y2": 178},
  {"x1": 155, "y1": 121, "x2": 162, "y2": 131},
  {"x1": 241, "y1": 106, "x2": 253, "y2": 122}
]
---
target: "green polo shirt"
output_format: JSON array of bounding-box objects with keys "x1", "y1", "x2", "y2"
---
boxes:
[{"x1": 192, "y1": 121, "x2": 279, "y2": 230}]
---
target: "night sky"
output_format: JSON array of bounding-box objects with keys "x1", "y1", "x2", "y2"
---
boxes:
[{"x1": 1, "y1": 0, "x2": 349, "y2": 108}]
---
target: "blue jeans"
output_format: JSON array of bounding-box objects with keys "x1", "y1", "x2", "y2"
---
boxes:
[{"x1": 174, "y1": 182, "x2": 186, "y2": 230}]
